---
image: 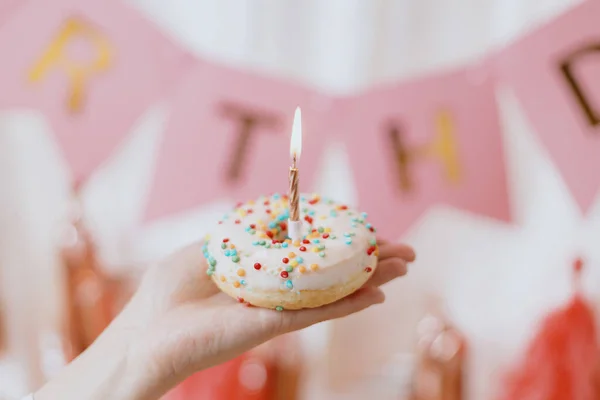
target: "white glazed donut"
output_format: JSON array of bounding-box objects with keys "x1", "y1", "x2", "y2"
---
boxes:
[{"x1": 202, "y1": 193, "x2": 379, "y2": 310}]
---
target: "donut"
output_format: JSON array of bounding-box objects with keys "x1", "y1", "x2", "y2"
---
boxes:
[{"x1": 202, "y1": 193, "x2": 379, "y2": 310}]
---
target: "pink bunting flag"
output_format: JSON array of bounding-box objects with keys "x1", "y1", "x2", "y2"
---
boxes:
[
  {"x1": 0, "y1": 0, "x2": 19, "y2": 24},
  {"x1": 497, "y1": 0, "x2": 600, "y2": 212},
  {"x1": 341, "y1": 67, "x2": 510, "y2": 239},
  {"x1": 144, "y1": 62, "x2": 331, "y2": 222},
  {"x1": 0, "y1": 0, "x2": 191, "y2": 181}
]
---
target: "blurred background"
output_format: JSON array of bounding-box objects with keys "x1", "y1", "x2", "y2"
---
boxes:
[{"x1": 1, "y1": 0, "x2": 600, "y2": 399}]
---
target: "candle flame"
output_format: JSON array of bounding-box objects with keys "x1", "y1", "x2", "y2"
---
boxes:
[{"x1": 290, "y1": 106, "x2": 302, "y2": 162}]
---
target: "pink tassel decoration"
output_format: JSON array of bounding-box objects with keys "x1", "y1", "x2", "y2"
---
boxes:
[{"x1": 499, "y1": 258, "x2": 600, "y2": 400}]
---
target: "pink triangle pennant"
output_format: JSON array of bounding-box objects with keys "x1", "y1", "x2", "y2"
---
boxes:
[
  {"x1": 0, "y1": 0, "x2": 191, "y2": 181},
  {"x1": 0, "y1": 0, "x2": 20, "y2": 24},
  {"x1": 340, "y1": 67, "x2": 511, "y2": 239},
  {"x1": 144, "y1": 61, "x2": 332, "y2": 222},
  {"x1": 497, "y1": 0, "x2": 600, "y2": 212}
]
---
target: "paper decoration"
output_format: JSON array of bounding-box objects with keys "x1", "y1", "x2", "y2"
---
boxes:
[
  {"x1": 498, "y1": 0, "x2": 600, "y2": 212},
  {"x1": 341, "y1": 68, "x2": 510, "y2": 239},
  {"x1": 0, "y1": 0, "x2": 19, "y2": 24},
  {"x1": 0, "y1": 0, "x2": 190, "y2": 181},
  {"x1": 144, "y1": 61, "x2": 331, "y2": 222},
  {"x1": 498, "y1": 260, "x2": 600, "y2": 400},
  {"x1": 165, "y1": 353, "x2": 275, "y2": 400},
  {"x1": 60, "y1": 186, "x2": 115, "y2": 361}
]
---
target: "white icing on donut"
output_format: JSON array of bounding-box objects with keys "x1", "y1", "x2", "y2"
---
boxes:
[{"x1": 203, "y1": 193, "x2": 378, "y2": 294}]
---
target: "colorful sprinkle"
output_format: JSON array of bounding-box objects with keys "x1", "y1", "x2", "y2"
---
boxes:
[
  {"x1": 317, "y1": 227, "x2": 324, "y2": 233},
  {"x1": 221, "y1": 243, "x2": 227, "y2": 249},
  {"x1": 310, "y1": 264, "x2": 319, "y2": 271},
  {"x1": 220, "y1": 276, "x2": 226, "y2": 282},
  {"x1": 286, "y1": 265, "x2": 294, "y2": 272},
  {"x1": 237, "y1": 297, "x2": 245, "y2": 303},
  {"x1": 232, "y1": 255, "x2": 240, "y2": 263},
  {"x1": 285, "y1": 280, "x2": 293, "y2": 289},
  {"x1": 293, "y1": 240, "x2": 301, "y2": 247},
  {"x1": 299, "y1": 266, "x2": 306, "y2": 273},
  {"x1": 345, "y1": 239, "x2": 352, "y2": 245},
  {"x1": 224, "y1": 249, "x2": 231, "y2": 256},
  {"x1": 365, "y1": 267, "x2": 373, "y2": 273},
  {"x1": 275, "y1": 306, "x2": 284, "y2": 311},
  {"x1": 282, "y1": 257, "x2": 289, "y2": 264},
  {"x1": 233, "y1": 281, "x2": 241, "y2": 288},
  {"x1": 296, "y1": 257, "x2": 304, "y2": 263},
  {"x1": 240, "y1": 279, "x2": 247, "y2": 286},
  {"x1": 254, "y1": 263, "x2": 262, "y2": 270},
  {"x1": 302, "y1": 239, "x2": 310, "y2": 244},
  {"x1": 313, "y1": 239, "x2": 320, "y2": 244},
  {"x1": 290, "y1": 260, "x2": 298, "y2": 267},
  {"x1": 237, "y1": 269, "x2": 246, "y2": 277},
  {"x1": 209, "y1": 259, "x2": 217, "y2": 267},
  {"x1": 282, "y1": 242, "x2": 289, "y2": 248},
  {"x1": 288, "y1": 252, "x2": 297, "y2": 258},
  {"x1": 222, "y1": 238, "x2": 230, "y2": 243},
  {"x1": 369, "y1": 238, "x2": 377, "y2": 246},
  {"x1": 206, "y1": 270, "x2": 214, "y2": 276},
  {"x1": 319, "y1": 251, "x2": 326, "y2": 257},
  {"x1": 299, "y1": 246, "x2": 307, "y2": 252},
  {"x1": 280, "y1": 271, "x2": 289, "y2": 278}
]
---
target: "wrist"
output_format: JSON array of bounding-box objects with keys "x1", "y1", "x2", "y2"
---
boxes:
[{"x1": 34, "y1": 323, "x2": 149, "y2": 400}]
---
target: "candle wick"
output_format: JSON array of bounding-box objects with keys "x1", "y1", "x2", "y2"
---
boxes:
[{"x1": 292, "y1": 153, "x2": 297, "y2": 169}]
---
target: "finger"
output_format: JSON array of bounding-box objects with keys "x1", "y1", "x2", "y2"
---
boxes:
[
  {"x1": 141, "y1": 242, "x2": 220, "y2": 303},
  {"x1": 366, "y1": 258, "x2": 408, "y2": 287},
  {"x1": 378, "y1": 242, "x2": 416, "y2": 262},
  {"x1": 273, "y1": 286, "x2": 385, "y2": 333}
]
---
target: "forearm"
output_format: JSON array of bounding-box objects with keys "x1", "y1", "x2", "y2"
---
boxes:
[
  {"x1": 33, "y1": 310, "x2": 151, "y2": 400},
  {"x1": 34, "y1": 337, "x2": 140, "y2": 400}
]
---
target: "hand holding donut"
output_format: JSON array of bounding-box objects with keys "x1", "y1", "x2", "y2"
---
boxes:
[{"x1": 34, "y1": 239, "x2": 415, "y2": 400}]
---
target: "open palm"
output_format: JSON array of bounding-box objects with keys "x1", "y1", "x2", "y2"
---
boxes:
[{"x1": 86, "y1": 239, "x2": 415, "y2": 399}]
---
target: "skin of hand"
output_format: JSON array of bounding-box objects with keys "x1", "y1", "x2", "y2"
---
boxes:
[{"x1": 34, "y1": 239, "x2": 415, "y2": 400}]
